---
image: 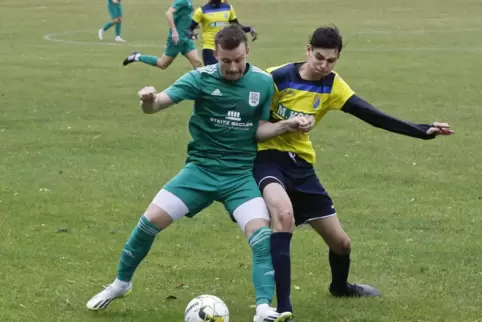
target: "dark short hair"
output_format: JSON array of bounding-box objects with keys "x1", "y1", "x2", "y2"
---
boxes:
[
  {"x1": 310, "y1": 26, "x2": 343, "y2": 53},
  {"x1": 215, "y1": 25, "x2": 247, "y2": 50}
]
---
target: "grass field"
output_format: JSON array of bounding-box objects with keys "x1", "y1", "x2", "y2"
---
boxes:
[{"x1": 1, "y1": 0, "x2": 482, "y2": 321}]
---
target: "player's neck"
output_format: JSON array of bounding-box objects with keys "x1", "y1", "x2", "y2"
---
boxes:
[{"x1": 298, "y1": 63, "x2": 324, "y2": 81}]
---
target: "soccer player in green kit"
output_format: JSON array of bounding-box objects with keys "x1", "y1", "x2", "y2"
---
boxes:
[
  {"x1": 122, "y1": 0, "x2": 202, "y2": 69},
  {"x1": 98, "y1": 0, "x2": 126, "y2": 43},
  {"x1": 86, "y1": 25, "x2": 304, "y2": 322}
]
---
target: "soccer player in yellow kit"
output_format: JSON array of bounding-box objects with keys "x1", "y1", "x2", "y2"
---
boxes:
[
  {"x1": 187, "y1": 0, "x2": 258, "y2": 65},
  {"x1": 254, "y1": 26, "x2": 454, "y2": 318}
]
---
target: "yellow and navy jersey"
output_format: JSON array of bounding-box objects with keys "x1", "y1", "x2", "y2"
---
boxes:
[
  {"x1": 258, "y1": 62, "x2": 355, "y2": 164},
  {"x1": 192, "y1": 2, "x2": 237, "y2": 50}
]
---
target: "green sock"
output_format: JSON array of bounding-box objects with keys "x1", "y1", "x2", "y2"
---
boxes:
[
  {"x1": 138, "y1": 55, "x2": 159, "y2": 66},
  {"x1": 102, "y1": 21, "x2": 114, "y2": 31},
  {"x1": 249, "y1": 226, "x2": 275, "y2": 305},
  {"x1": 115, "y1": 22, "x2": 121, "y2": 37},
  {"x1": 117, "y1": 216, "x2": 161, "y2": 282}
]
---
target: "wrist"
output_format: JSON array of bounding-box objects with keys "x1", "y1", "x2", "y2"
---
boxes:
[{"x1": 278, "y1": 120, "x2": 290, "y2": 132}]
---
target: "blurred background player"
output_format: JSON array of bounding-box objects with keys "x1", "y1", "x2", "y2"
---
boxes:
[
  {"x1": 87, "y1": 25, "x2": 300, "y2": 322},
  {"x1": 98, "y1": 0, "x2": 126, "y2": 42},
  {"x1": 255, "y1": 26, "x2": 454, "y2": 317},
  {"x1": 187, "y1": 0, "x2": 258, "y2": 65},
  {"x1": 122, "y1": 0, "x2": 202, "y2": 69}
]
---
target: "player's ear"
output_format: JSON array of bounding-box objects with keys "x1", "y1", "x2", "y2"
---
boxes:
[
  {"x1": 245, "y1": 45, "x2": 250, "y2": 56},
  {"x1": 306, "y1": 44, "x2": 311, "y2": 56}
]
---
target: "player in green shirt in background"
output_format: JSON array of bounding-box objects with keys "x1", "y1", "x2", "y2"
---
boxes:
[
  {"x1": 87, "y1": 25, "x2": 305, "y2": 322},
  {"x1": 98, "y1": 0, "x2": 126, "y2": 43},
  {"x1": 122, "y1": 0, "x2": 202, "y2": 70}
]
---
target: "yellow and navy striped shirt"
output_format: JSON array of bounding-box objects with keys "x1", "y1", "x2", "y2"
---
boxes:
[
  {"x1": 192, "y1": 2, "x2": 237, "y2": 50},
  {"x1": 258, "y1": 62, "x2": 355, "y2": 164}
]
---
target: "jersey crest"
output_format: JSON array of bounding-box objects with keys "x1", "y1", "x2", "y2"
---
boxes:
[
  {"x1": 313, "y1": 96, "x2": 321, "y2": 109},
  {"x1": 249, "y1": 92, "x2": 260, "y2": 107}
]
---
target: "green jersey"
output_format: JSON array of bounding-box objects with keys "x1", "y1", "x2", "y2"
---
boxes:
[
  {"x1": 169, "y1": 0, "x2": 193, "y2": 39},
  {"x1": 165, "y1": 64, "x2": 274, "y2": 173}
]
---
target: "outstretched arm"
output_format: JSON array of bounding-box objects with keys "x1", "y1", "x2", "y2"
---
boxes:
[
  {"x1": 341, "y1": 95, "x2": 454, "y2": 139},
  {"x1": 138, "y1": 71, "x2": 201, "y2": 114},
  {"x1": 256, "y1": 116, "x2": 312, "y2": 142},
  {"x1": 230, "y1": 18, "x2": 257, "y2": 41},
  {"x1": 138, "y1": 87, "x2": 175, "y2": 114}
]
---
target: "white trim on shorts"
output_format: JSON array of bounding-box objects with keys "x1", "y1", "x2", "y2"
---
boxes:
[
  {"x1": 300, "y1": 213, "x2": 337, "y2": 226},
  {"x1": 258, "y1": 176, "x2": 286, "y2": 190},
  {"x1": 232, "y1": 197, "x2": 271, "y2": 232},
  {"x1": 151, "y1": 189, "x2": 190, "y2": 221}
]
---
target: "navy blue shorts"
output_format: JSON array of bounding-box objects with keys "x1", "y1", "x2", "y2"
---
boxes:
[
  {"x1": 253, "y1": 150, "x2": 336, "y2": 226},
  {"x1": 202, "y1": 49, "x2": 218, "y2": 66}
]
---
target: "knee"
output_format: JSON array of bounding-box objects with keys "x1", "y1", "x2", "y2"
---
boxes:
[
  {"x1": 143, "y1": 204, "x2": 173, "y2": 229},
  {"x1": 332, "y1": 236, "x2": 351, "y2": 255},
  {"x1": 113, "y1": 17, "x2": 121, "y2": 23},
  {"x1": 270, "y1": 205, "x2": 295, "y2": 233},
  {"x1": 157, "y1": 60, "x2": 170, "y2": 69}
]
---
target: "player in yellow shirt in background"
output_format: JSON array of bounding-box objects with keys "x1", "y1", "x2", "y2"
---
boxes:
[
  {"x1": 255, "y1": 26, "x2": 454, "y2": 318},
  {"x1": 187, "y1": 0, "x2": 257, "y2": 65},
  {"x1": 122, "y1": 0, "x2": 202, "y2": 70}
]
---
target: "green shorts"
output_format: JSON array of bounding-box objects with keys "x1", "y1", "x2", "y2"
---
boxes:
[
  {"x1": 163, "y1": 162, "x2": 261, "y2": 217},
  {"x1": 164, "y1": 38, "x2": 196, "y2": 57},
  {"x1": 108, "y1": 3, "x2": 122, "y2": 19}
]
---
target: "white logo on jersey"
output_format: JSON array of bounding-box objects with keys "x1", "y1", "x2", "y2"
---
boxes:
[
  {"x1": 211, "y1": 88, "x2": 223, "y2": 96},
  {"x1": 225, "y1": 110, "x2": 241, "y2": 121},
  {"x1": 249, "y1": 92, "x2": 260, "y2": 107}
]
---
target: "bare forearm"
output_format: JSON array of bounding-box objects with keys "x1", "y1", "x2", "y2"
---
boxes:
[
  {"x1": 256, "y1": 121, "x2": 289, "y2": 141},
  {"x1": 166, "y1": 12, "x2": 177, "y2": 32},
  {"x1": 140, "y1": 92, "x2": 174, "y2": 114}
]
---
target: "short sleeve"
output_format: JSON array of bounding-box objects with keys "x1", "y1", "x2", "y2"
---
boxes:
[
  {"x1": 192, "y1": 7, "x2": 203, "y2": 23},
  {"x1": 172, "y1": 0, "x2": 185, "y2": 11},
  {"x1": 327, "y1": 74, "x2": 355, "y2": 110},
  {"x1": 260, "y1": 81, "x2": 275, "y2": 121},
  {"x1": 164, "y1": 71, "x2": 201, "y2": 103}
]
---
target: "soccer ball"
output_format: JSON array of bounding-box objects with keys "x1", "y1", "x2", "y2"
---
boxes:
[{"x1": 184, "y1": 294, "x2": 230, "y2": 322}]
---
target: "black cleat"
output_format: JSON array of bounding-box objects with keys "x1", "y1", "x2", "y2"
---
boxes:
[
  {"x1": 329, "y1": 283, "x2": 381, "y2": 297},
  {"x1": 123, "y1": 52, "x2": 140, "y2": 66}
]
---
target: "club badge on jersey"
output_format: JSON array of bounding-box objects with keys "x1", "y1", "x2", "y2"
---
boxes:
[
  {"x1": 249, "y1": 92, "x2": 260, "y2": 107},
  {"x1": 313, "y1": 96, "x2": 321, "y2": 109}
]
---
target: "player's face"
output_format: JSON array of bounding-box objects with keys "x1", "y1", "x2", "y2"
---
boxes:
[
  {"x1": 215, "y1": 43, "x2": 249, "y2": 81},
  {"x1": 306, "y1": 45, "x2": 339, "y2": 77}
]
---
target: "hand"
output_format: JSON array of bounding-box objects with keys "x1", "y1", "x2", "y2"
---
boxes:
[
  {"x1": 188, "y1": 30, "x2": 198, "y2": 40},
  {"x1": 283, "y1": 116, "x2": 308, "y2": 132},
  {"x1": 250, "y1": 28, "x2": 258, "y2": 42},
  {"x1": 172, "y1": 30, "x2": 179, "y2": 45},
  {"x1": 297, "y1": 115, "x2": 315, "y2": 132},
  {"x1": 427, "y1": 122, "x2": 454, "y2": 136},
  {"x1": 138, "y1": 86, "x2": 157, "y2": 102}
]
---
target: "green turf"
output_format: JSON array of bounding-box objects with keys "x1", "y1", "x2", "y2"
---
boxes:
[{"x1": 1, "y1": 0, "x2": 481, "y2": 321}]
